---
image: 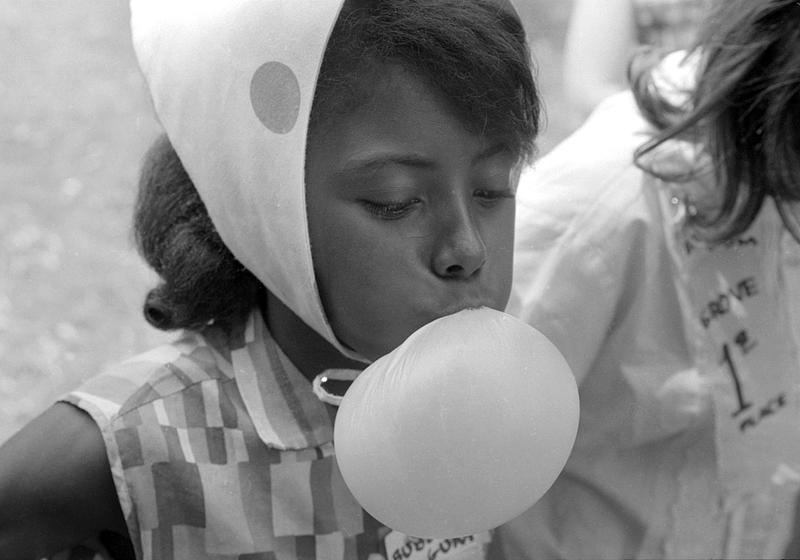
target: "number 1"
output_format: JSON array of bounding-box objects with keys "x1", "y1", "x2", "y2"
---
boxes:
[{"x1": 721, "y1": 343, "x2": 752, "y2": 417}]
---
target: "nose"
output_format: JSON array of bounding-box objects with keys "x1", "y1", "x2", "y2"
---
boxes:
[{"x1": 431, "y1": 203, "x2": 487, "y2": 279}]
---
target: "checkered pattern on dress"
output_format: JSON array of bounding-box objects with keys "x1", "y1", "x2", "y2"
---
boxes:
[{"x1": 58, "y1": 308, "x2": 387, "y2": 559}]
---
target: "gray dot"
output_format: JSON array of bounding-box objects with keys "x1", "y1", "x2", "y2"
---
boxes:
[{"x1": 250, "y1": 62, "x2": 301, "y2": 134}]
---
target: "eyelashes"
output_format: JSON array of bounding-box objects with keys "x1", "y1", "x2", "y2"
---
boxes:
[
  {"x1": 359, "y1": 189, "x2": 515, "y2": 220},
  {"x1": 359, "y1": 198, "x2": 422, "y2": 219},
  {"x1": 474, "y1": 189, "x2": 516, "y2": 205}
]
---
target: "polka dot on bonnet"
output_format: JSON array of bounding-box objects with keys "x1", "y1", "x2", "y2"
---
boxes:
[{"x1": 129, "y1": 0, "x2": 356, "y2": 359}]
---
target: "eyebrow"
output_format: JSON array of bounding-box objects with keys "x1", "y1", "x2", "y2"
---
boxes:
[{"x1": 337, "y1": 142, "x2": 512, "y2": 176}]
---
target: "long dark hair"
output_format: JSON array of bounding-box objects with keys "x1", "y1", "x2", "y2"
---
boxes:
[
  {"x1": 134, "y1": 0, "x2": 540, "y2": 331},
  {"x1": 631, "y1": 0, "x2": 800, "y2": 242}
]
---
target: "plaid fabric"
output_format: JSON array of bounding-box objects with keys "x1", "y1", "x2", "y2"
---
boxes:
[
  {"x1": 633, "y1": 0, "x2": 714, "y2": 51},
  {"x1": 57, "y1": 308, "x2": 393, "y2": 560}
]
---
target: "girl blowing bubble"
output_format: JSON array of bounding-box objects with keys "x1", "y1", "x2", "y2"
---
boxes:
[{"x1": 0, "y1": 1, "x2": 540, "y2": 558}]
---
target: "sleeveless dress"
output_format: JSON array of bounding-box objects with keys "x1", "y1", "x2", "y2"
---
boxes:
[{"x1": 56, "y1": 308, "x2": 492, "y2": 560}]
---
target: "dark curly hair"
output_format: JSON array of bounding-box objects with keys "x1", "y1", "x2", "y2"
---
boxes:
[
  {"x1": 135, "y1": 0, "x2": 540, "y2": 331},
  {"x1": 133, "y1": 136, "x2": 264, "y2": 331},
  {"x1": 631, "y1": 0, "x2": 800, "y2": 243}
]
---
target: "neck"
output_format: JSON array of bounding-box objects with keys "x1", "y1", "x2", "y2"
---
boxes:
[{"x1": 263, "y1": 290, "x2": 365, "y2": 382}]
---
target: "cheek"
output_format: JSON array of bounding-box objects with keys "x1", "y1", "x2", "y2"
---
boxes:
[
  {"x1": 330, "y1": 235, "x2": 414, "y2": 313},
  {"x1": 311, "y1": 223, "x2": 360, "y2": 309},
  {"x1": 311, "y1": 213, "x2": 402, "y2": 312},
  {"x1": 490, "y1": 205, "x2": 515, "y2": 253},
  {"x1": 312, "y1": 220, "x2": 426, "y2": 358},
  {"x1": 485, "y1": 205, "x2": 516, "y2": 303}
]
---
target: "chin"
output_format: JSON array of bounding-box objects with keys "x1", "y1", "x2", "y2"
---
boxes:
[{"x1": 350, "y1": 328, "x2": 416, "y2": 362}]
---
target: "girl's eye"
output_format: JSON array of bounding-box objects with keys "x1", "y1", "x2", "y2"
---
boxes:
[
  {"x1": 474, "y1": 189, "x2": 515, "y2": 206},
  {"x1": 360, "y1": 198, "x2": 421, "y2": 219}
]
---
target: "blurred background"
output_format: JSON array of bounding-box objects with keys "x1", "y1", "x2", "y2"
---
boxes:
[{"x1": 0, "y1": 0, "x2": 575, "y2": 443}]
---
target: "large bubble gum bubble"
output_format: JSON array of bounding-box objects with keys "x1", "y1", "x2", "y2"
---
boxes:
[{"x1": 334, "y1": 307, "x2": 579, "y2": 538}]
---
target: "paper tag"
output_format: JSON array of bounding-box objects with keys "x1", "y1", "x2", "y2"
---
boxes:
[
  {"x1": 659, "y1": 192, "x2": 800, "y2": 495},
  {"x1": 656, "y1": 191, "x2": 800, "y2": 556},
  {"x1": 383, "y1": 531, "x2": 490, "y2": 560}
]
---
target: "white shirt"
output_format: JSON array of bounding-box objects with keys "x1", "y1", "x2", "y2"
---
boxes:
[{"x1": 496, "y1": 91, "x2": 800, "y2": 559}]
